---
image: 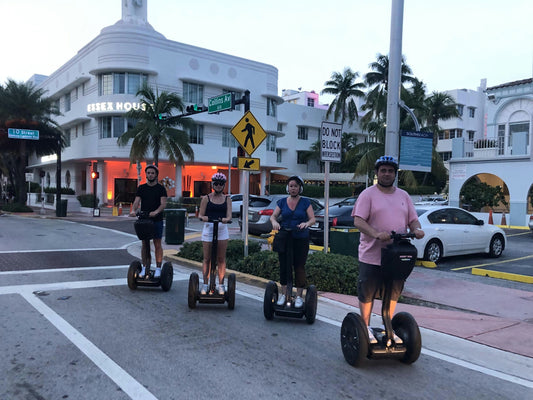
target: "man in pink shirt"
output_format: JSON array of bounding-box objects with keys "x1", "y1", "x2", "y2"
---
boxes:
[{"x1": 351, "y1": 156, "x2": 424, "y2": 343}]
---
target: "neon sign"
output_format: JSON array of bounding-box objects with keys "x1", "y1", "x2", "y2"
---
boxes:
[{"x1": 87, "y1": 102, "x2": 146, "y2": 113}]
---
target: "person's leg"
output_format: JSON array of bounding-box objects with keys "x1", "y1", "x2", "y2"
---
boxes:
[
  {"x1": 293, "y1": 238, "x2": 309, "y2": 299},
  {"x1": 141, "y1": 240, "x2": 151, "y2": 268},
  {"x1": 153, "y1": 239, "x2": 163, "y2": 268},
  {"x1": 357, "y1": 262, "x2": 380, "y2": 326},
  {"x1": 278, "y1": 252, "x2": 288, "y2": 303},
  {"x1": 202, "y1": 241, "x2": 212, "y2": 283},
  {"x1": 216, "y1": 239, "x2": 228, "y2": 284},
  {"x1": 359, "y1": 300, "x2": 374, "y2": 326}
]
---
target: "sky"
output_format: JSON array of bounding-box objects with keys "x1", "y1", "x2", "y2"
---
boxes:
[{"x1": 1, "y1": 0, "x2": 532, "y2": 104}]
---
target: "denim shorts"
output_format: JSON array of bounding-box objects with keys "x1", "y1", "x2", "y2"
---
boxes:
[
  {"x1": 357, "y1": 262, "x2": 405, "y2": 303},
  {"x1": 153, "y1": 220, "x2": 164, "y2": 239}
]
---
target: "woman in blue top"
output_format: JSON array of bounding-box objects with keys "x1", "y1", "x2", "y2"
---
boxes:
[{"x1": 269, "y1": 176, "x2": 316, "y2": 308}]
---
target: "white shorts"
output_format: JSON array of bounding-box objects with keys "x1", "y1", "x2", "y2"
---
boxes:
[{"x1": 201, "y1": 222, "x2": 229, "y2": 242}]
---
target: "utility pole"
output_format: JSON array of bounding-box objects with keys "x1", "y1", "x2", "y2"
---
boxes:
[{"x1": 385, "y1": 0, "x2": 404, "y2": 161}]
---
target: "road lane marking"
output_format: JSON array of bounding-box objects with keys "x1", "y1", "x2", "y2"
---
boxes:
[
  {"x1": 0, "y1": 242, "x2": 138, "y2": 254},
  {"x1": 20, "y1": 290, "x2": 158, "y2": 400},
  {"x1": 451, "y1": 254, "x2": 533, "y2": 271}
]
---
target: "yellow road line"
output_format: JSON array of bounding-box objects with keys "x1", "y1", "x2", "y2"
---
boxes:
[
  {"x1": 471, "y1": 268, "x2": 533, "y2": 284},
  {"x1": 451, "y1": 254, "x2": 533, "y2": 271}
]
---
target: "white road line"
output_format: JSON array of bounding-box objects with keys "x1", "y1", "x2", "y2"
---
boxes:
[
  {"x1": 0, "y1": 242, "x2": 138, "y2": 254},
  {"x1": 2, "y1": 267, "x2": 532, "y2": 391},
  {"x1": 20, "y1": 290, "x2": 158, "y2": 400}
]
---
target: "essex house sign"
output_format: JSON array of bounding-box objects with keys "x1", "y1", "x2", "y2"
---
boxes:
[{"x1": 86, "y1": 101, "x2": 145, "y2": 114}]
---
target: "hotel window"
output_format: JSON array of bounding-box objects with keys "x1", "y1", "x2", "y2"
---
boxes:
[
  {"x1": 307, "y1": 98, "x2": 315, "y2": 107},
  {"x1": 298, "y1": 126, "x2": 308, "y2": 140},
  {"x1": 509, "y1": 122, "x2": 530, "y2": 146},
  {"x1": 276, "y1": 149, "x2": 282, "y2": 162},
  {"x1": 99, "y1": 117, "x2": 134, "y2": 138},
  {"x1": 99, "y1": 72, "x2": 147, "y2": 95},
  {"x1": 188, "y1": 124, "x2": 204, "y2": 144},
  {"x1": 468, "y1": 107, "x2": 476, "y2": 118},
  {"x1": 277, "y1": 123, "x2": 283, "y2": 132},
  {"x1": 64, "y1": 128, "x2": 71, "y2": 147},
  {"x1": 456, "y1": 104, "x2": 464, "y2": 116},
  {"x1": 64, "y1": 92, "x2": 71, "y2": 112},
  {"x1": 266, "y1": 134, "x2": 276, "y2": 151},
  {"x1": 183, "y1": 82, "x2": 204, "y2": 104},
  {"x1": 222, "y1": 128, "x2": 237, "y2": 148},
  {"x1": 267, "y1": 98, "x2": 277, "y2": 117},
  {"x1": 297, "y1": 151, "x2": 307, "y2": 164},
  {"x1": 467, "y1": 130, "x2": 475, "y2": 141}
]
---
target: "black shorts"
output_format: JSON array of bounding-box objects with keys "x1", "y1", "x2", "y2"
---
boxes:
[{"x1": 357, "y1": 262, "x2": 405, "y2": 303}]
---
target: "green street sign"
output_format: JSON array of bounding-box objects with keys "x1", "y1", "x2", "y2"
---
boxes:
[
  {"x1": 8, "y1": 128, "x2": 39, "y2": 140},
  {"x1": 208, "y1": 93, "x2": 234, "y2": 114}
]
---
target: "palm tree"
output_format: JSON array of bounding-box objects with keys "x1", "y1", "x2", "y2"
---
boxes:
[
  {"x1": 321, "y1": 68, "x2": 365, "y2": 125},
  {"x1": 0, "y1": 79, "x2": 63, "y2": 204},
  {"x1": 361, "y1": 53, "x2": 417, "y2": 124},
  {"x1": 117, "y1": 84, "x2": 194, "y2": 168},
  {"x1": 422, "y1": 91, "x2": 460, "y2": 146}
]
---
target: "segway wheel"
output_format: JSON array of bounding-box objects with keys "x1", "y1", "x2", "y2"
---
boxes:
[
  {"x1": 263, "y1": 281, "x2": 278, "y2": 320},
  {"x1": 392, "y1": 312, "x2": 422, "y2": 364},
  {"x1": 160, "y1": 262, "x2": 173, "y2": 292},
  {"x1": 304, "y1": 285, "x2": 318, "y2": 324},
  {"x1": 188, "y1": 272, "x2": 199, "y2": 309},
  {"x1": 227, "y1": 273, "x2": 236, "y2": 310},
  {"x1": 127, "y1": 261, "x2": 141, "y2": 290},
  {"x1": 340, "y1": 312, "x2": 368, "y2": 367}
]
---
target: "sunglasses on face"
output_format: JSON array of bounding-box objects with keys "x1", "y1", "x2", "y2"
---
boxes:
[{"x1": 212, "y1": 181, "x2": 225, "y2": 186}]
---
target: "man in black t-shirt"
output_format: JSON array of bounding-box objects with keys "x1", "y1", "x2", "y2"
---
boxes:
[{"x1": 130, "y1": 164, "x2": 167, "y2": 278}]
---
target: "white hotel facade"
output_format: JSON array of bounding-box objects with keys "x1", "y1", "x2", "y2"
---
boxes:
[{"x1": 28, "y1": 0, "x2": 364, "y2": 208}]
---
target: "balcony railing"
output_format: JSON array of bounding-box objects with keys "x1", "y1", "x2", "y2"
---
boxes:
[{"x1": 452, "y1": 135, "x2": 530, "y2": 159}]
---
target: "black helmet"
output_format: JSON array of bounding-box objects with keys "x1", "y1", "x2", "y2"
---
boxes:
[
  {"x1": 375, "y1": 155, "x2": 398, "y2": 171},
  {"x1": 145, "y1": 164, "x2": 159, "y2": 175}
]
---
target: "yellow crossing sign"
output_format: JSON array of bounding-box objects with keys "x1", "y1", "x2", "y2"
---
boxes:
[
  {"x1": 238, "y1": 157, "x2": 260, "y2": 171},
  {"x1": 230, "y1": 111, "x2": 267, "y2": 156}
]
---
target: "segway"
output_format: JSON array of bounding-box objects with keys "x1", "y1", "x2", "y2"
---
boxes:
[
  {"x1": 127, "y1": 211, "x2": 173, "y2": 291},
  {"x1": 340, "y1": 232, "x2": 421, "y2": 367},
  {"x1": 188, "y1": 218, "x2": 236, "y2": 309},
  {"x1": 263, "y1": 228, "x2": 318, "y2": 324}
]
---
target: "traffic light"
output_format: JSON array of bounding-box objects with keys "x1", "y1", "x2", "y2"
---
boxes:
[
  {"x1": 186, "y1": 104, "x2": 206, "y2": 114},
  {"x1": 91, "y1": 171, "x2": 99, "y2": 179}
]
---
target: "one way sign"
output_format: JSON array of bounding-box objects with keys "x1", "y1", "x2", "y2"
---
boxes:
[{"x1": 237, "y1": 157, "x2": 260, "y2": 171}]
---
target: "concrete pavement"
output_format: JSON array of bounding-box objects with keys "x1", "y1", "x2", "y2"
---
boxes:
[{"x1": 8, "y1": 206, "x2": 533, "y2": 360}]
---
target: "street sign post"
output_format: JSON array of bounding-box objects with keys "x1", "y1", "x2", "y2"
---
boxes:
[
  {"x1": 208, "y1": 93, "x2": 234, "y2": 114},
  {"x1": 8, "y1": 128, "x2": 39, "y2": 140},
  {"x1": 230, "y1": 111, "x2": 267, "y2": 156}
]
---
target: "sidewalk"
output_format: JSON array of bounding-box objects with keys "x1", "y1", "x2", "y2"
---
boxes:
[{"x1": 320, "y1": 268, "x2": 533, "y2": 359}]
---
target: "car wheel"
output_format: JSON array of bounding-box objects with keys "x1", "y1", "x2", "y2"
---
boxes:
[
  {"x1": 488, "y1": 234, "x2": 504, "y2": 258},
  {"x1": 424, "y1": 239, "x2": 442, "y2": 263}
]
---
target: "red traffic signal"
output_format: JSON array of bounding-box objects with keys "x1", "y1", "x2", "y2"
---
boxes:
[{"x1": 91, "y1": 171, "x2": 99, "y2": 179}]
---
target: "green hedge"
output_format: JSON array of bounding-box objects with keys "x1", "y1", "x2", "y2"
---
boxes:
[
  {"x1": 77, "y1": 194, "x2": 98, "y2": 207},
  {"x1": 177, "y1": 241, "x2": 359, "y2": 296},
  {"x1": 44, "y1": 187, "x2": 75, "y2": 195}
]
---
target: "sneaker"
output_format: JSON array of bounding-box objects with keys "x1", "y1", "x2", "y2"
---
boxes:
[
  {"x1": 276, "y1": 294, "x2": 286, "y2": 306},
  {"x1": 367, "y1": 327, "x2": 378, "y2": 344},
  {"x1": 294, "y1": 296, "x2": 303, "y2": 308},
  {"x1": 200, "y1": 284, "x2": 208, "y2": 295},
  {"x1": 138, "y1": 267, "x2": 146, "y2": 278},
  {"x1": 218, "y1": 285, "x2": 225, "y2": 295},
  {"x1": 393, "y1": 332, "x2": 403, "y2": 344},
  {"x1": 154, "y1": 268, "x2": 161, "y2": 278}
]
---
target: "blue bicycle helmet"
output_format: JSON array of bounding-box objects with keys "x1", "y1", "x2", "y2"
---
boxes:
[{"x1": 375, "y1": 155, "x2": 399, "y2": 171}]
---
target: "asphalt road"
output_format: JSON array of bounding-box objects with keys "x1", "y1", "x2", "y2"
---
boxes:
[{"x1": 0, "y1": 214, "x2": 531, "y2": 399}]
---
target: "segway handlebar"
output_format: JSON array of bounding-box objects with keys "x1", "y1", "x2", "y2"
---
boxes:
[
  {"x1": 206, "y1": 217, "x2": 232, "y2": 224},
  {"x1": 260, "y1": 227, "x2": 293, "y2": 238},
  {"x1": 389, "y1": 231, "x2": 416, "y2": 241}
]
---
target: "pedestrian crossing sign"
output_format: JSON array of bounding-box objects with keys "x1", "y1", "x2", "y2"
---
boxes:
[{"x1": 230, "y1": 111, "x2": 267, "y2": 156}]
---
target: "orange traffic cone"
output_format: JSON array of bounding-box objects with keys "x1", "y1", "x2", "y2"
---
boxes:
[
  {"x1": 501, "y1": 213, "x2": 507, "y2": 226},
  {"x1": 195, "y1": 205, "x2": 199, "y2": 218},
  {"x1": 488, "y1": 209, "x2": 493, "y2": 224},
  {"x1": 118, "y1": 203, "x2": 123, "y2": 216}
]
